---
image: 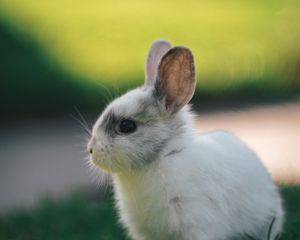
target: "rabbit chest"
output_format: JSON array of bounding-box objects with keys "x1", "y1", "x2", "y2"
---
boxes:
[{"x1": 113, "y1": 161, "x2": 192, "y2": 240}]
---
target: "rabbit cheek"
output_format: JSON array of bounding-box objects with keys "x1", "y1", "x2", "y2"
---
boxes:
[{"x1": 91, "y1": 142, "x2": 132, "y2": 172}]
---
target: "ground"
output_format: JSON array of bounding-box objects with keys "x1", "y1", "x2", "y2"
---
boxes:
[{"x1": 0, "y1": 186, "x2": 299, "y2": 240}]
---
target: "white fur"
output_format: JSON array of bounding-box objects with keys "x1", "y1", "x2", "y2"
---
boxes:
[{"x1": 113, "y1": 123, "x2": 284, "y2": 240}]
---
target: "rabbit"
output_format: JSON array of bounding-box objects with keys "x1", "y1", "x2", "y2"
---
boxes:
[{"x1": 87, "y1": 40, "x2": 284, "y2": 240}]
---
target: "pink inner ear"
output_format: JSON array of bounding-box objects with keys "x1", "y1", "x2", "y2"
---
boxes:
[
  {"x1": 145, "y1": 40, "x2": 172, "y2": 86},
  {"x1": 157, "y1": 47, "x2": 196, "y2": 111}
]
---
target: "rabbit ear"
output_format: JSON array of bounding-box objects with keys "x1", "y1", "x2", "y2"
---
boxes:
[
  {"x1": 155, "y1": 47, "x2": 196, "y2": 112},
  {"x1": 145, "y1": 40, "x2": 172, "y2": 86}
]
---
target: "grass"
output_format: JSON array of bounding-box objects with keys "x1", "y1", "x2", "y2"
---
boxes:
[
  {"x1": 0, "y1": 191, "x2": 129, "y2": 240},
  {"x1": 0, "y1": 186, "x2": 299, "y2": 240}
]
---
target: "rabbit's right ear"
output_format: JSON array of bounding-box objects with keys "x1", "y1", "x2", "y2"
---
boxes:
[
  {"x1": 154, "y1": 46, "x2": 196, "y2": 112},
  {"x1": 145, "y1": 40, "x2": 172, "y2": 86}
]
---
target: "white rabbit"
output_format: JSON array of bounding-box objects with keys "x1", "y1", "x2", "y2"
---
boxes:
[{"x1": 87, "y1": 40, "x2": 284, "y2": 240}]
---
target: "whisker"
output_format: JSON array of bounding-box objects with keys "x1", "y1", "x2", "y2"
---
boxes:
[
  {"x1": 74, "y1": 142, "x2": 89, "y2": 148},
  {"x1": 73, "y1": 133, "x2": 90, "y2": 140},
  {"x1": 74, "y1": 106, "x2": 92, "y2": 128},
  {"x1": 83, "y1": 157, "x2": 112, "y2": 194},
  {"x1": 74, "y1": 106, "x2": 92, "y2": 131},
  {"x1": 70, "y1": 113, "x2": 91, "y2": 136},
  {"x1": 95, "y1": 82, "x2": 115, "y2": 104}
]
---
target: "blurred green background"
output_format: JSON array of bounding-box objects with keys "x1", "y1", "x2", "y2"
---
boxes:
[
  {"x1": 1, "y1": 0, "x2": 300, "y2": 239},
  {"x1": 1, "y1": 0, "x2": 300, "y2": 117}
]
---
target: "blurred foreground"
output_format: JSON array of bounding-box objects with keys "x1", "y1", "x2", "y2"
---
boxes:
[{"x1": 0, "y1": 186, "x2": 299, "y2": 239}]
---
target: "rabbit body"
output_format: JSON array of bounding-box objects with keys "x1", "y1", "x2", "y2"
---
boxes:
[
  {"x1": 88, "y1": 40, "x2": 284, "y2": 240},
  {"x1": 113, "y1": 108, "x2": 283, "y2": 240}
]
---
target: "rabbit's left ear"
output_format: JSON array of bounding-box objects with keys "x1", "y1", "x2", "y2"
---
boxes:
[
  {"x1": 155, "y1": 47, "x2": 196, "y2": 112},
  {"x1": 145, "y1": 40, "x2": 172, "y2": 86}
]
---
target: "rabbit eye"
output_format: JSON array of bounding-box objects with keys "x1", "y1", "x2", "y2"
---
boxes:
[{"x1": 118, "y1": 119, "x2": 137, "y2": 134}]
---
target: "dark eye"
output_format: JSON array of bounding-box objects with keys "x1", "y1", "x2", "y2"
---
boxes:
[{"x1": 118, "y1": 119, "x2": 137, "y2": 134}]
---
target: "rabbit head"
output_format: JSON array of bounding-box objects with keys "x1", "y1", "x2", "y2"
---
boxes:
[{"x1": 88, "y1": 40, "x2": 196, "y2": 173}]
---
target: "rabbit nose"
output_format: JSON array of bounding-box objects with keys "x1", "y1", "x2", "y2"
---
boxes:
[
  {"x1": 87, "y1": 137, "x2": 95, "y2": 155},
  {"x1": 88, "y1": 147, "x2": 93, "y2": 154}
]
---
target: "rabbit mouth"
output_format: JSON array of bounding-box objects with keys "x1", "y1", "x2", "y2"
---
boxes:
[
  {"x1": 91, "y1": 152, "x2": 114, "y2": 172},
  {"x1": 90, "y1": 150, "x2": 134, "y2": 173}
]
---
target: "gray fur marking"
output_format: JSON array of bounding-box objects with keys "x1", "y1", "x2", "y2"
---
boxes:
[
  {"x1": 164, "y1": 148, "x2": 184, "y2": 157},
  {"x1": 102, "y1": 109, "x2": 118, "y2": 137}
]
